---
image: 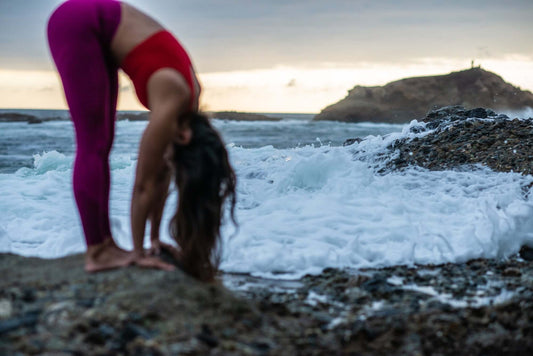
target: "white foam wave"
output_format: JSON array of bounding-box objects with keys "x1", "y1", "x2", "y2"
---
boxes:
[
  {"x1": 221, "y1": 138, "x2": 533, "y2": 278},
  {"x1": 2, "y1": 121, "x2": 533, "y2": 280}
]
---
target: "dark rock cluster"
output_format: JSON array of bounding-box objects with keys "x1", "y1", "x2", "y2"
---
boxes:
[
  {"x1": 383, "y1": 106, "x2": 533, "y2": 175},
  {"x1": 0, "y1": 111, "x2": 151, "y2": 123},
  {"x1": 211, "y1": 111, "x2": 281, "y2": 121},
  {"x1": 0, "y1": 112, "x2": 59, "y2": 124},
  {"x1": 0, "y1": 110, "x2": 281, "y2": 124},
  {"x1": 237, "y1": 256, "x2": 533, "y2": 355}
]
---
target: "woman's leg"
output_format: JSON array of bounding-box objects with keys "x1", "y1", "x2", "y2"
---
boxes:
[
  {"x1": 48, "y1": 0, "x2": 129, "y2": 270},
  {"x1": 101, "y1": 51, "x2": 119, "y2": 242}
]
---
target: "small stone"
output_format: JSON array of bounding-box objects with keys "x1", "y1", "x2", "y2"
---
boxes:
[
  {"x1": 42, "y1": 301, "x2": 79, "y2": 328},
  {"x1": 343, "y1": 137, "x2": 363, "y2": 146},
  {"x1": 519, "y1": 245, "x2": 533, "y2": 261},
  {"x1": 120, "y1": 323, "x2": 152, "y2": 342},
  {"x1": 502, "y1": 267, "x2": 521, "y2": 277},
  {"x1": 0, "y1": 299, "x2": 13, "y2": 319}
]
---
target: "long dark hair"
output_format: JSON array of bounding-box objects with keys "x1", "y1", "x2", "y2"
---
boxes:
[{"x1": 170, "y1": 112, "x2": 237, "y2": 282}]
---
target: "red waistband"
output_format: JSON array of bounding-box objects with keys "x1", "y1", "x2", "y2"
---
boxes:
[{"x1": 121, "y1": 30, "x2": 195, "y2": 110}]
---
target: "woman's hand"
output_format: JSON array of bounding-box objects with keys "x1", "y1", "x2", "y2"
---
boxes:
[{"x1": 148, "y1": 239, "x2": 182, "y2": 260}]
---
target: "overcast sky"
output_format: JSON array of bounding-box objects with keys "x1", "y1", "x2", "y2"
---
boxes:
[{"x1": 1, "y1": 0, "x2": 532, "y2": 112}]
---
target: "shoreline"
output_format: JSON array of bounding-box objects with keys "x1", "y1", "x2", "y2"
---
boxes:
[
  {"x1": 0, "y1": 109, "x2": 314, "y2": 124},
  {"x1": 1, "y1": 252, "x2": 532, "y2": 355}
]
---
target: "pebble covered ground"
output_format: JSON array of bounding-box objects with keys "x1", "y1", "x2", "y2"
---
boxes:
[{"x1": 1, "y1": 253, "x2": 532, "y2": 355}]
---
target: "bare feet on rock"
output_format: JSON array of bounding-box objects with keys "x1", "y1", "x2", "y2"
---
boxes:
[
  {"x1": 131, "y1": 254, "x2": 176, "y2": 271},
  {"x1": 85, "y1": 238, "x2": 132, "y2": 273},
  {"x1": 85, "y1": 238, "x2": 176, "y2": 273}
]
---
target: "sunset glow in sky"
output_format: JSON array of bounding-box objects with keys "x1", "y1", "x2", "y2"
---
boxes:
[{"x1": 1, "y1": 0, "x2": 532, "y2": 113}]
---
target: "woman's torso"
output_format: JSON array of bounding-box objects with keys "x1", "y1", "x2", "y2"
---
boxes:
[{"x1": 111, "y1": 2, "x2": 200, "y2": 109}]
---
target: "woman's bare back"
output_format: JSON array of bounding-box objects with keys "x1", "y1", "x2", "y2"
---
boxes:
[
  {"x1": 111, "y1": 2, "x2": 201, "y2": 110},
  {"x1": 111, "y1": 2, "x2": 164, "y2": 65}
]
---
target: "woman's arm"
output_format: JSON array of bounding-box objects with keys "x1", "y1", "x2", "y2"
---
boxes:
[
  {"x1": 149, "y1": 159, "x2": 171, "y2": 249},
  {"x1": 146, "y1": 146, "x2": 183, "y2": 260},
  {"x1": 131, "y1": 111, "x2": 174, "y2": 257},
  {"x1": 130, "y1": 68, "x2": 190, "y2": 268},
  {"x1": 129, "y1": 115, "x2": 179, "y2": 271}
]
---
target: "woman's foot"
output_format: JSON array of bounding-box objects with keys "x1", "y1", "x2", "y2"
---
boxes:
[
  {"x1": 85, "y1": 238, "x2": 132, "y2": 273},
  {"x1": 149, "y1": 240, "x2": 184, "y2": 268}
]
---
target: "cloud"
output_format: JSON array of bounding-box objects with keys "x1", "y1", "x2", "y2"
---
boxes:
[
  {"x1": 1, "y1": 0, "x2": 532, "y2": 73},
  {"x1": 0, "y1": 0, "x2": 532, "y2": 112},
  {"x1": 0, "y1": 0, "x2": 61, "y2": 70}
]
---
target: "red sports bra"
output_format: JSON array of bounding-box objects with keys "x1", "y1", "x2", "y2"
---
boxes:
[{"x1": 121, "y1": 30, "x2": 195, "y2": 110}]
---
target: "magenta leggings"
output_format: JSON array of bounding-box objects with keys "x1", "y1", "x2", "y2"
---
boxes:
[{"x1": 47, "y1": 0, "x2": 121, "y2": 246}]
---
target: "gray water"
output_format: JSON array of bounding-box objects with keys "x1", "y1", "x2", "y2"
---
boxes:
[{"x1": 0, "y1": 109, "x2": 404, "y2": 173}]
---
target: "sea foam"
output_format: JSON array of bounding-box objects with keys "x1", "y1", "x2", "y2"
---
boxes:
[
  {"x1": 221, "y1": 140, "x2": 533, "y2": 278},
  {"x1": 1, "y1": 119, "x2": 532, "y2": 279}
]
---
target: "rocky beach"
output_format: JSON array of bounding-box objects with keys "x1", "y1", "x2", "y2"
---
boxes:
[{"x1": 2, "y1": 106, "x2": 533, "y2": 355}]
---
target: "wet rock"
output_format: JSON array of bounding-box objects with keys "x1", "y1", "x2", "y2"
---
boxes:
[
  {"x1": 360, "y1": 274, "x2": 395, "y2": 295},
  {"x1": 343, "y1": 137, "x2": 363, "y2": 146},
  {"x1": 195, "y1": 324, "x2": 219, "y2": 348},
  {"x1": 116, "y1": 112, "x2": 149, "y2": 121},
  {"x1": 502, "y1": 267, "x2": 521, "y2": 277},
  {"x1": 42, "y1": 301, "x2": 82, "y2": 329},
  {"x1": 382, "y1": 106, "x2": 533, "y2": 175},
  {"x1": 520, "y1": 245, "x2": 533, "y2": 261},
  {"x1": 121, "y1": 322, "x2": 153, "y2": 341},
  {"x1": 1, "y1": 253, "x2": 533, "y2": 355},
  {"x1": 212, "y1": 111, "x2": 282, "y2": 121},
  {"x1": 0, "y1": 310, "x2": 40, "y2": 335},
  {"x1": 0, "y1": 299, "x2": 13, "y2": 319}
]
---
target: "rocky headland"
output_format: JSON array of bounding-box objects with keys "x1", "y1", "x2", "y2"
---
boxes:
[{"x1": 314, "y1": 67, "x2": 533, "y2": 123}]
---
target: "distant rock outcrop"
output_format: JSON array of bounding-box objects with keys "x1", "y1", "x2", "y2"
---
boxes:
[
  {"x1": 211, "y1": 111, "x2": 281, "y2": 121},
  {"x1": 314, "y1": 68, "x2": 533, "y2": 123}
]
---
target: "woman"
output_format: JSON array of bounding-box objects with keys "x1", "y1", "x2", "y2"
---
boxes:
[{"x1": 47, "y1": 0, "x2": 236, "y2": 281}]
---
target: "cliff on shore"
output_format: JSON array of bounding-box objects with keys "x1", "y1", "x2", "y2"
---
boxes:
[{"x1": 314, "y1": 67, "x2": 533, "y2": 123}]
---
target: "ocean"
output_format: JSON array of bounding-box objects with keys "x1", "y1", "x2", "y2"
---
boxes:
[{"x1": 1, "y1": 109, "x2": 533, "y2": 279}]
